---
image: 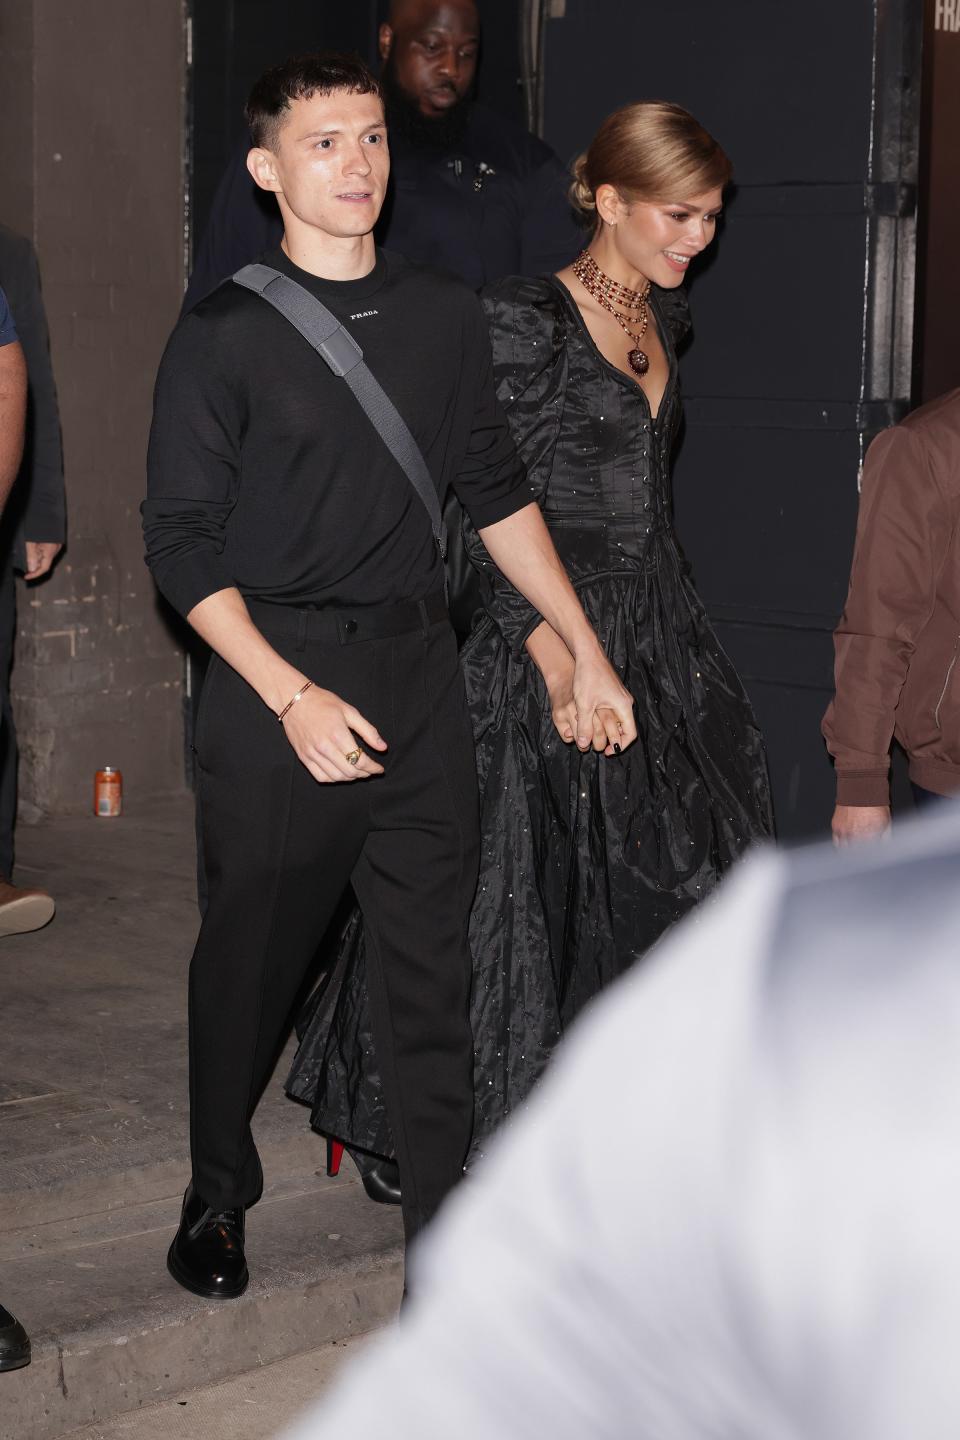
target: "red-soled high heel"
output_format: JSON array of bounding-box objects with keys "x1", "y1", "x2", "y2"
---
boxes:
[{"x1": 326, "y1": 1138, "x2": 344, "y2": 1177}]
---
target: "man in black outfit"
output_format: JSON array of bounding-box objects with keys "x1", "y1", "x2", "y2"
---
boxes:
[
  {"x1": 144, "y1": 52, "x2": 634, "y2": 1299},
  {"x1": 181, "y1": 0, "x2": 581, "y2": 312},
  {"x1": 185, "y1": 0, "x2": 580, "y2": 1207}
]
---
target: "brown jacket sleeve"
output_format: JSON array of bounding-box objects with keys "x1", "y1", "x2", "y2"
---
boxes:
[{"x1": 822, "y1": 425, "x2": 950, "y2": 805}]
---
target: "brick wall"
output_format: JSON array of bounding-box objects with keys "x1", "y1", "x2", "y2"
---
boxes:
[{"x1": 0, "y1": 0, "x2": 187, "y2": 817}]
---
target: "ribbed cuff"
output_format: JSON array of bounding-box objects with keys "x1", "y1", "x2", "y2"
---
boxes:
[{"x1": 835, "y1": 772, "x2": 891, "y2": 807}]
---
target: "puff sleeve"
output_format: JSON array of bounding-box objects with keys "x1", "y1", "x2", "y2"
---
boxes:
[{"x1": 464, "y1": 276, "x2": 568, "y2": 655}]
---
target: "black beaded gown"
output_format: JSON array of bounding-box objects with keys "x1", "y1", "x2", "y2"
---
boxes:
[{"x1": 286, "y1": 275, "x2": 774, "y2": 1161}]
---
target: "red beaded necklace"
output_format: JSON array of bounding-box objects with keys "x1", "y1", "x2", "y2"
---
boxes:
[{"x1": 572, "y1": 248, "x2": 652, "y2": 376}]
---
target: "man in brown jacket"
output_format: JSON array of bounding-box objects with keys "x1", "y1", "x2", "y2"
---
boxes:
[{"x1": 823, "y1": 390, "x2": 960, "y2": 843}]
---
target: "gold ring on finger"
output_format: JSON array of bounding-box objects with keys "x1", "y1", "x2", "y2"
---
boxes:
[{"x1": 345, "y1": 748, "x2": 362, "y2": 766}]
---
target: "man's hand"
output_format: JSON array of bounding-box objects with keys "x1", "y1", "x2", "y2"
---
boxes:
[
  {"x1": 280, "y1": 683, "x2": 387, "y2": 784},
  {"x1": 24, "y1": 541, "x2": 62, "y2": 581},
  {"x1": 571, "y1": 641, "x2": 637, "y2": 754},
  {"x1": 185, "y1": 588, "x2": 389, "y2": 785},
  {"x1": 832, "y1": 803, "x2": 891, "y2": 846}
]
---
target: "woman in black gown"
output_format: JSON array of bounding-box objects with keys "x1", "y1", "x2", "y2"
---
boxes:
[{"x1": 287, "y1": 100, "x2": 773, "y2": 1169}]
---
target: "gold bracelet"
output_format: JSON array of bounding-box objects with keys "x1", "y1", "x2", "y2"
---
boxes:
[{"x1": 277, "y1": 680, "x2": 313, "y2": 724}]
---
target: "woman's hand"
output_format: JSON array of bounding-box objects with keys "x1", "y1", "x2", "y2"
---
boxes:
[{"x1": 543, "y1": 656, "x2": 578, "y2": 743}]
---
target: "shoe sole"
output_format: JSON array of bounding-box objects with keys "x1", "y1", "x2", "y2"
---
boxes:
[
  {"x1": 0, "y1": 1349, "x2": 31, "y2": 1372},
  {"x1": 0, "y1": 896, "x2": 55, "y2": 937},
  {"x1": 166, "y1": 1241, "x2": 249, "y2": 1300},
  {"x1": 361, "y1": 1177, "x2": 402, "y2": 1206}
]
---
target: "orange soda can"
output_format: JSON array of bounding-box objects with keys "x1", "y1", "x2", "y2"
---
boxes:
[{"x1": 94, "y1": 767, "x2": 122, "y2": 817}]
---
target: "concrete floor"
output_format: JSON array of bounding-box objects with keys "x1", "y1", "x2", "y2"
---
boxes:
[
  {"x1": 1, "y1": 793, "x2": 309, "y2": 1203},
  {"x1": 64, "y1": 1336, "x2": 369, "y2": 1440},
  {"x1": 0, "y1": 794, "x2": 402, "y2": 1440}
]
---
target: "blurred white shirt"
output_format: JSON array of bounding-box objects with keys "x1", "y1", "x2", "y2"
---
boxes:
[{"x1": 284, "y1": 803, "x2": 960, "y2": 1440}]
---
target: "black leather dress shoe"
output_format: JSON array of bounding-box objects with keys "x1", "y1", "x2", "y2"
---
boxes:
[
  {"x1": 166, "y1": 1184, "x2": 249, "y2": 1299},
  {"x1": 0, "y1": 1303, "x2": 31, "y2": 1371},
  {"x1": 362, "y1": 1158, "x2": 402, "y2": 1206}
]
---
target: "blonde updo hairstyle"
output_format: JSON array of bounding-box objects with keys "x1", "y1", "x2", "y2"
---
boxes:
[{"x1": 571, "y1": 101, "x2": 732, "y2": 227}]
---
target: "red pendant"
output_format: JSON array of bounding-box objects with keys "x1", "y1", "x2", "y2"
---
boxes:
[{"x1": 628, "y1": 348, "x2": 649, "y2": 376}]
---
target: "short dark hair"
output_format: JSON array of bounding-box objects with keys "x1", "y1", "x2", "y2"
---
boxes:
[{"x1": 245, "y1": 52, "x2": 383, "y2": 150}]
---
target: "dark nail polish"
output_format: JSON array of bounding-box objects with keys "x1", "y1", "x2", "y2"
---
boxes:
[{"x1": 613, "y1": 743, "x2": 622, "y2": 755}]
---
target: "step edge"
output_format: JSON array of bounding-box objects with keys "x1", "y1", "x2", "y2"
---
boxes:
[
  {"x1": 0, "y1": 1253, "x2": 402, "y2": 1440},
  {"x1": 23, "y1": 1239, "x2": 405, "y2": 1357}
]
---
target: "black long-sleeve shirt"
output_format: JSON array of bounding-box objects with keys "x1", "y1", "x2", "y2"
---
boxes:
[
  {"x1": 182, "y1": 103, "x2": 583, "y2": 313},
  {"x1": 143, "y1": 247, "x2": 534, "y2": 617}
]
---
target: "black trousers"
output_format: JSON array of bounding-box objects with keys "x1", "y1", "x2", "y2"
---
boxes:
[{"x1": 191, "y1": 596, "x2": 479, "y2": 1242}]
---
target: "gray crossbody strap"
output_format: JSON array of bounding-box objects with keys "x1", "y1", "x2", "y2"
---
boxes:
[{"x1": 233, "y1": 263, "x2": 447, "y2": 559}]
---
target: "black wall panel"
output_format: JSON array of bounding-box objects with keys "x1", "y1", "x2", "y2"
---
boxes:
[
  {"x1": 916, "y1": 0, "x2": 960, "y2": 399},
  {"x1": 543, "y1": 0, "x2": 920, "y2": 839},
  {"x1": 543, "y1": 0, "x2": 878, "y2": 183},
  {"x1": 679, "y1": 213, "x2": 869, "y2": 401},
  {"x1": 674, "y1": 426, "x2": 861, "y2": 619}
]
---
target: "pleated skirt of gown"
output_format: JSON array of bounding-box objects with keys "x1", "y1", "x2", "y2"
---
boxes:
[{"x1": 286, "y1": 535, "x2": 774, "y2": 1160}]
